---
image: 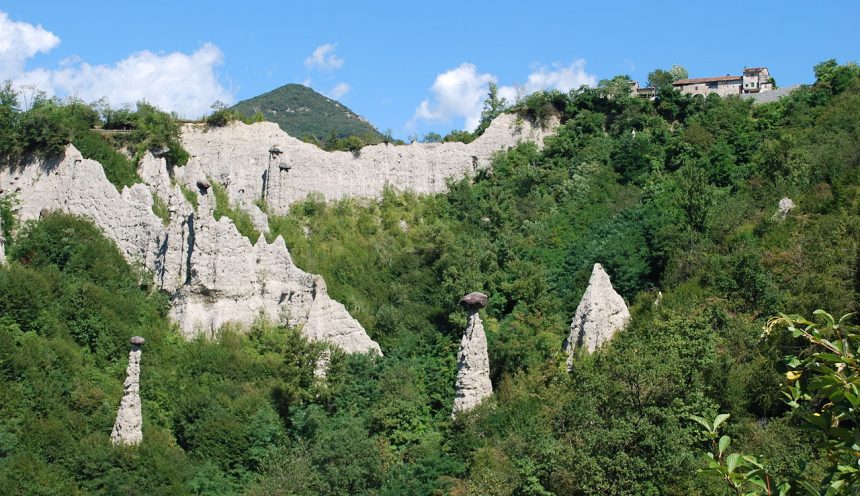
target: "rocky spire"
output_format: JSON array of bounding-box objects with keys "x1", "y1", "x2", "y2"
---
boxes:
[
  {"x1": 564, "y1": 264, "x2": 630, "y2": 368},
  {"x1": 0, "y1": 214, "x2": 6, "y2": 265},
  {"x1": 452, "y1": 292, "x2": 493, "y2": 416},
  {"x1": 111, "y1": 336, "x2": 145, "y2": 445},
  {"x1": 773, "y1": 197, "x2": 795, "y2": 220}
]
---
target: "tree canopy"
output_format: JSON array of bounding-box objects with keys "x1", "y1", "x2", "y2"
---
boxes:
[{"x1": 1, "y1": 60, "x2": 859, "y2": 494}]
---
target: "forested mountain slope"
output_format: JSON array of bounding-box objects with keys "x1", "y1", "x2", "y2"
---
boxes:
[
  {"x1": 230, "y1": 83, "x2": 383, "y2": 143},
  {"x1": 1, "y1": 60, "x2": 859, "y2": 494}
]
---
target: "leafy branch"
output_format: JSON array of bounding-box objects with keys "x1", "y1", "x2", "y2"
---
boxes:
[{"x1": 690, "y1": 413, "x2": 788, "y2": 496}]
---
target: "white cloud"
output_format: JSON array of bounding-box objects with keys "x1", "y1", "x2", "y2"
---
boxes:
[
  {"x1": 518, "y1": 60, "x2": 596, "y2": 94},
  {"x1": 326, "y1": 82, "x2": 350, "y2": 99},
  {"x1": 16, "y1": 43, "x2": 231, "y2": 118},
  {"x1": 0, "y1": 11, "x2": 59, "y2": 79},
  {"x1": 304, "y1": 43, "x2": 343, "y2": 71},
  {"x1": 412, "y1": 60, "x2": 597, "y2": 132},
  {"x1": 413, "y1": 63, "x2": 496, "y2": 131},
  {"x1": 0, "y1": 11, "x2": 232, "y2": 117}
]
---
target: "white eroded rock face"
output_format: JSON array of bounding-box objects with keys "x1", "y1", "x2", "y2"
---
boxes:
[
  {"x1": 111, "y1": 343, "x2": 143, "y2": 445},
  {"x1": 452, "y1": 311, "x2": 493, "y2": 415},
  {"x1": 564, "y1": 263, "x2": 631, "y2": 366},
  {"x1": 179, "y1": 112, "x2": 557, "y2": 214},
  {"x1": 0, "y1": 147, "x2": 164, "y2": 269},
  {"x1": 0, "y1": 146, "x2": 380, "y2": 354},
  {"x1": 0, "y1": 113, "x2": 553, "y2": 353}
]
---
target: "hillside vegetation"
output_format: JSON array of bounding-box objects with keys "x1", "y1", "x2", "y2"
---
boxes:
[
  {"x1": 230, "y1": 83, "x2": 384, "y2": 145},
  {"x1": 0, "y1": 60, "x2": 859, "y2": 495},
  {"x1": 0, "y1": 84, "x2": 189, "y2": 190}
]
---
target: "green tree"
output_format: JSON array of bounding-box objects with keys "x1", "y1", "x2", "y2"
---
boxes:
[
  {"x1": 647, "y1": 69, "x2": 675, "y2": 89},
  {"x1": 422, "y1": 132, "x2": 442, "y2": 143},
  {"x1": 476, "y1": 82, "x2": 508, "y2": 134},
  {"x1": 0, "y1": 81, "x2": 21, "y2": 159},
  {"x1": 598, "y1": 75, "x2": 635, "y2": 99},
  {"x1": 648, "y1": 65, "x2": 688, "y2": 89},
  {"x1": 669, "y1": 64, "x2": 689, "y2": 82},
  {"x1": 766, "y1": 311, "x2": 860, "y2": 494}
]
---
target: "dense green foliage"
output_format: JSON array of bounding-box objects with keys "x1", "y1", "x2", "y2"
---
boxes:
[
  {"x1": 0, "y1": 213, "x2": 327, "y2": 493},
  {"x1": 212, "y1": 181, "x2": 261, "y2": 242},
  {"x1": 261, "y1": 61, "x2": 860, "y2": 494},
  {"x1": 230, "y1": 83, "x2": 383, "y2": 143},
  {"x1": 696, "y1": 311, "x2": 860, "y2": 496},
  {"x1": 0, "y1": 83, "x2": 189, "y2": 190},
  {"x1": 1, "y1": 61, "x2": 859, "y2": 494},
  {"x1": 205, "y1": 101, "x2": 265, "y2": 127}
]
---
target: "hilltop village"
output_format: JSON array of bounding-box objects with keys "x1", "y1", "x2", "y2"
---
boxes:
[{"x1": 631, "y1": 66, "x2": 778, "y2": 98}]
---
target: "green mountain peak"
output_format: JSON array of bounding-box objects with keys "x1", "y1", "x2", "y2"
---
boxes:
[{"x1": 230, "y1": 83, "x2": 383, "y2": 141}]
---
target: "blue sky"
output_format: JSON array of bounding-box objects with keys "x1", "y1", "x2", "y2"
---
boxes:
[{"x1": 1, "y1": 1, "x2": 858, "y2": 138}]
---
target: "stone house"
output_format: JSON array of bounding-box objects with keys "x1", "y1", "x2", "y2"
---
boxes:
[
  {"x1": 673, "y1": 75, "x2": 744, "y2": 97},
  {"x1": 628, "y1": 81, "x2": 657, "y2": 100},
  {"x1": 672, "y1": 67, "x2": 774, "y2": 97},
  {"x1": 742, "y1": 67, "x2": 774, "y2": 93}
]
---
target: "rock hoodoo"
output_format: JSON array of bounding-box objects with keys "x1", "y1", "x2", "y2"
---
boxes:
[
  {"x1": 0, "y1": 214, "x2": 5, "y2": 265},
  {"x1": 774, "y1": 197, "x2": 795, "y2": 220},
  {"x1": 111, "y1": 336, "x2": 145, "y2": 445},
  {"x1": 564, "y1": 264, "x2": 630, "y2": 367},
  {"x1": 452, "y1": 292, "x2": 493, "y2": 416}
]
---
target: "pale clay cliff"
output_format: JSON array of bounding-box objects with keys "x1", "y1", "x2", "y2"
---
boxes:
[
  {"x1": 564, "y1": 263, "x2": 631, "y2": 368},
  {"x1": 0, "y1": 147, "x2": 379, "y2": 354},
  {"x1": 111, "y1": 337, "x2": 145, "y2": 445},
  {"x1": 0, "y1": 113, "x2": 554, "y2": 354},
  {"x1": 177, "y1": 112, "x2": 556, "y2": 214}
]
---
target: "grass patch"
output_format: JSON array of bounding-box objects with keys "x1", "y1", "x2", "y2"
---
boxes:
[
  {"x1": 179, "y1": 184, "x2": 199, "y2": 211},
  {"x1": 151, "y1": 194, "x2": 169, "y2": 225},
  {"x1": 211, "y1": 181, "x2": 261, "y2": 242},
  {"x1": 72, "y1": 131, "x2": 141, "y2": 190}
]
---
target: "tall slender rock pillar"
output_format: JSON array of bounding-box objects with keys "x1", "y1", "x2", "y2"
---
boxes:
[
  {"x1": 452, "y1": 292, "x2": 493, "y2": 416},
  {"x1": 111, "y1": 336, "x2": 145, "y2": 445},
  {"x1": 0, "y1": 214, "x2": 6, "y2": 265}
]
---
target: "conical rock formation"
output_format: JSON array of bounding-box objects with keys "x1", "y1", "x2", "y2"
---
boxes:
[
  {"x1": 564, "y1": 264, "x2": 630, "y2": 366},
  {"x1": 453, "y1": 294, "x2": 492, "y2": 416},
  {"x1": 111, "y1": 337, "x2": 145, "y2": 445}
]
